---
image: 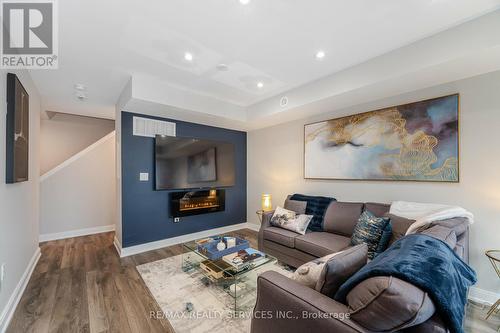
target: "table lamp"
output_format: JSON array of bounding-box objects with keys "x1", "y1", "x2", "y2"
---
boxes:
[{"x1": 261, "y1": 194, "x2": 272, "y2": 212}]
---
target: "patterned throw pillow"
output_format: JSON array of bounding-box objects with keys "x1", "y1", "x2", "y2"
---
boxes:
[
  {"x1": 271, "y1": 206, "x2": 313, "y2": 235},
  {"x1": 270, "y1": 206, "x2": 296, "y2": 225},
  {"x1": 351, "y1": 210, "x2": 390, "y2": 259}
]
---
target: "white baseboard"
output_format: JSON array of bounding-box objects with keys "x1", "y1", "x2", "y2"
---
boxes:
[
  {"x1": 39, "y1": 224, "x2": 115, "y2": 242},
  {"x1": 469, "y1": 286, "x2": 500, "y2": 305},
  {"x1": 120, "y1": 222, "x2": 259, "y2": 257},
  {"x1": 113, "y1": 236, "x2": 122, "y2": 257},
  {"x1": 245, "y1": 222, "x2": 261, "y2": 232},
  {"x1": 0, "y1": 248, "x2": 41, "y2": 333}
]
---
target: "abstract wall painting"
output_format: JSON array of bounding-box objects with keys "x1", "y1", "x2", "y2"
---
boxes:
[
  {"x1": 304, "y1": 94, "x2": 459, "y2": 182},
  {"x1": 6, "y1": 73, "x2": 30, "y2": 184}
]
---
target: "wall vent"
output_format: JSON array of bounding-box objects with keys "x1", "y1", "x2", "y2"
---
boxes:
[{"x1": 133, "y1": 116, "x2": 176, "y2": 138}]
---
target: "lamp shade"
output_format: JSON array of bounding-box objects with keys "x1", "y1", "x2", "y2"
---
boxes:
[{"x1": 261, "y1": 194, "x2": 272, "y2": 211}]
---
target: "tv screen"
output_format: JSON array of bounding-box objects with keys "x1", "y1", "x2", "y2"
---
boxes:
[{"x1": 155, "y1": 135, "x2": 235, "y2": 190}]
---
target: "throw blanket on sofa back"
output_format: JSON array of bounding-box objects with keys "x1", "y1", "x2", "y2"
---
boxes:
[
  {"x1": 334, "y1": 234, "x2": 477, "y2": 333},
  {"x1": 290, "y1": 194, "x2": 335, "y2": 231}
]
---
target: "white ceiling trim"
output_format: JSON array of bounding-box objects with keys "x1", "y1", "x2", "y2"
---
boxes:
[{"x1": 116, "y1": 10, "x2": 500, "y2": 131}]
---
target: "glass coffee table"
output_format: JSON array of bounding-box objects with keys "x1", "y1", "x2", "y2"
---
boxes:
[{"x1": 182, "y1": 235, "x2": 276, "y2": 312}]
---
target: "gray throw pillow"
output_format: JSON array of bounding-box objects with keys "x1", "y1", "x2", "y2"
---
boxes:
[
  {"x1": 383, "y1": 213, "x2": 415, "y2": 245},
  {"x1": 291, "y1": 252, "x2": 340, "y2": 288},
  {"x1": 315, "y1": 244, "x2": 368, "y2": 298},
  {"x1": 284, "y1": 199, "x2": 307, "y2": 214}
]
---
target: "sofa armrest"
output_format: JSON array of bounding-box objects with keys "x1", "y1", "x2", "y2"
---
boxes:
[
  {"x1": 258, "y1": 210, "x2": 274, "y2": 251},
  {"x1": 251, "y1": 271, "x2": 366, "y2": 333}
]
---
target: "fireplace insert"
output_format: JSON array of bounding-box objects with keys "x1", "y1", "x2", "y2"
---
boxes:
[{"x1": 170, "y1": 189, "x2": 225, "y2": 218}]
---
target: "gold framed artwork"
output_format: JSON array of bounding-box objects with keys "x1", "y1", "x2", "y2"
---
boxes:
[{"x1": 304, "y1": 94, "x2": 459, "y2": 182}]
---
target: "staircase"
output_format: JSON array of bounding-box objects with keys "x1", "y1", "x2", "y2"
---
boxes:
[{"x1": 39, "y1": 125, "x2": 116, "y2": 242}]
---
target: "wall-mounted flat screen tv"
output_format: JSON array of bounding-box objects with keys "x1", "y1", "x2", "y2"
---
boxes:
[{"x1": 155, "y1": 135, "x2": 235, "y2": 190}]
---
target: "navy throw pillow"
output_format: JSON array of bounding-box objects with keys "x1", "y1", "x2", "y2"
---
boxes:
[
  {"x1": 375, "y1": 221, "x2": 392, "y2": 257},
  {"x1": 351, "y1": 210, "x2": 390, "y2": 259}
]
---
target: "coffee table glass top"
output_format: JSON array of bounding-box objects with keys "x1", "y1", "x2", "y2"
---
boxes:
[{"x1": 182, "y1": 235, "x2": 275, "y2": 278}]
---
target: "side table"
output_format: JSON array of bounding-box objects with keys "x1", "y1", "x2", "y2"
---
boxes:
[
  {"x1": 256, "y1": 210, "x2": 265, "y2": 223},
  {"x1": 485, "y1": 250, "x2": 500, "y2": 320}
]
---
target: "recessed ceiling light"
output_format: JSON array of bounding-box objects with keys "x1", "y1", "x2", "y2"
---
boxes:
[
  {"x1": 315, "y1": 50, "x2": 326, "y2": 60},
  {"x1": 184, "y1": 52, "x2": 193, "y2": 61},
  {"x1": 75, "y1": 91, "x2": 87, "y2": 101},
  {"x1": 257, "y1": 82, "x2": 264, "y2": 89},
  {"x1": 239, "y1": 0, "x2": 250, "y2": 4}
]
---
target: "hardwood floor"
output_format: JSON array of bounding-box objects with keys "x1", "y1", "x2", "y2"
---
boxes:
[
  {"x1": 7, "y1": 229, "x2": 498, "y2": 333},
  {"x1": 7, "y1": 229, "x2": 258, "y2": 333}
]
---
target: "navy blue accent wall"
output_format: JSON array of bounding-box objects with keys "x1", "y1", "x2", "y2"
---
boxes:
[{"x1": 121, "y1": 112, "x2": 247, "y2": 248}]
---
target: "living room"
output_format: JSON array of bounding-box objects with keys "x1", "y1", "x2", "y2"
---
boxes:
[{"x1": 1, "y1": 1, "x2": 500, "y2": 333}]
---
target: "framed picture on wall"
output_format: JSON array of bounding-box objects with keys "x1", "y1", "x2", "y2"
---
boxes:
[
  {"x1": 6, "y1": 73, "x2": 30, "y2": 184},
  {"x1": 304, "y1": 94, "x2": 459, "y2": 182}
]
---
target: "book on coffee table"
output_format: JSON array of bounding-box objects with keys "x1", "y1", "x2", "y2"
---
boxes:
[{"x1": 222, "y1": 248, "x2": 267, "y2": 271}]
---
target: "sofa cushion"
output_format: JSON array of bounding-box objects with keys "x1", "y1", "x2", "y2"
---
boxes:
[
  {"x1": 316, "y1": 244, "x2": 368, "y2": 297},
  {"x1": 262, "y1": 239, "x2": 317, "y2": 267},
  {"x1": 295, "y1": 232, "x2": 351, "y2": 257},
  {"x1": 364, "y1": 202, "x2": 390, "y2": 217},
  {"x1": 323, "y1": 202, "x2": 364, "y2": 236},
  {"x1": 402, "y1": 313, "x2": 448, "y2": 333},
  {"x1": 420, "y1": 225, "x2": 457, "y2": 249},
  {"x1": 384, "y1": 213, "x2": 415, "y2": 245},
  {"x1": 346, "y1": 276, "x2": 435, "y2": 332},
  {"x1": 284, "y1": 198, "x2": 307, "y2": 214},
  {"x1": 428, "y1": 217, "x2": 469, "y2": 237},
  {"x1": 263, "y1": 227, "x2": 300, "y2": 248}
]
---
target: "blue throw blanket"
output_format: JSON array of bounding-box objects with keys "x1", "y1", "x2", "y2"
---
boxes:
[
  {"x1": 290, "y1": 194, "x2": 335, "y2": 231},
  {"x1": 334, "y1": 234, "x2": 476, "y2": 333}
]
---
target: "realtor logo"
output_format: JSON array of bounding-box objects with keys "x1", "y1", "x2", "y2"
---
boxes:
[{"x1": 1, "y1": 0, "x2": 58, "y2": 68}]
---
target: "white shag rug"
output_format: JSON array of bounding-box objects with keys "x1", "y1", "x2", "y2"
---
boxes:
[{"x1": 136, "y1": 254, "x2": 292, "y2": 333}]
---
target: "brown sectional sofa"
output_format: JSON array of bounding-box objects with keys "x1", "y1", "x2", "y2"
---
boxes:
[{"x1": 252, "y1": 199, "x2": 469, "y2": 333}]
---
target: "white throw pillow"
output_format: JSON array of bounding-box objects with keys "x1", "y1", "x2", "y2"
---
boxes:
[{"x1": 271, "y1": 206, "x2": 313, "y2": 235}]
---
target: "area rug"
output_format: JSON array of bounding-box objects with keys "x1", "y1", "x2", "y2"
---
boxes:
[{"x1": 136, "y1": 254, "x2": 292, "y2": 333}]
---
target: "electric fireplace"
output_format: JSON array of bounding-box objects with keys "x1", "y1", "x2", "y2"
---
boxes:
[{"x1": 170, "y1": 189, "x2": 225, "y2": 218}]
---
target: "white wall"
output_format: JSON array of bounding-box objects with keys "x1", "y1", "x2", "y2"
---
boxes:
[
  {"x1": 0, "y1": 70, "x2": 41, "y2": 331},
  {"x1": 40, "y1": 113, "x2": 114, "y2": 175},
  {"x1": 39, "y1": 133, "x2": 116, "y2": 239},
  {"x1": 248, "y1": 70, "x2": 500, "y2": 296}
]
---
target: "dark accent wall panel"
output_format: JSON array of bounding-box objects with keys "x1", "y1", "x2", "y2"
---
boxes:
[{"x1": 121, "y1": 112, "x2": 247, "y2": 248}]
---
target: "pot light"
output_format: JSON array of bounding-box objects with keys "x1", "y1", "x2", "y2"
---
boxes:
[
  {"x1": 184, "y1": 52, "x2": 193, "y2": 62},
  {"x1": 239, "y1": 0, "x2": 250, "y2": 4},
  {"x1": 257, "y1": 82, "x2": 264, "y2": 89},
  {"x1": 315, "y1": 50, "x2": 326, "y2": 60}
]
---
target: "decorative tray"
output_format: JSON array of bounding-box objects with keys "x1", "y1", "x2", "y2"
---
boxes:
[{"x1": 197, "y1": 237, "x2": 249, "y2": 261}]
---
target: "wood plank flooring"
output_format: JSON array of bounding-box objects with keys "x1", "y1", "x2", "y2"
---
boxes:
[
  {"x1": 7, "y1": 229, "x2": 257, "y2": 333},
  {"x1": 6, "y1": 229, "x2": 498, "y2": 333}
]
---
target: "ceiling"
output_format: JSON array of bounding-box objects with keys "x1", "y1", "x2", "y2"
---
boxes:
[{"x1": 30, "y1": 0, "x2": 500, "y2": 122}]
